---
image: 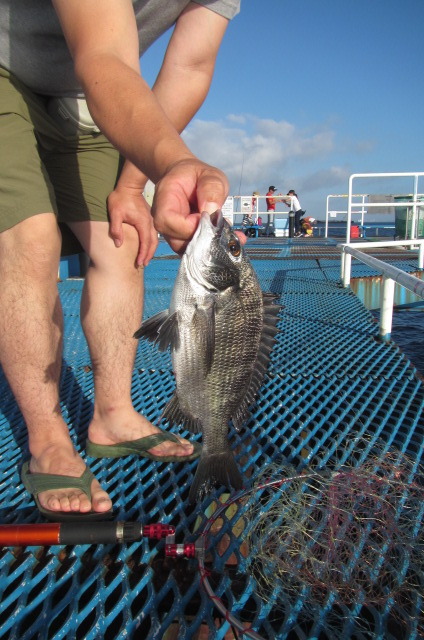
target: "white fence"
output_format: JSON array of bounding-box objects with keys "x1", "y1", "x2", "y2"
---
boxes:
[
  {"x1": 338, "y1": 239, "x2": 424, "y2": 341},
  {"x1": 326, "y1": 194, "x2": 367, "y2": 237},
  {"x1": 222, "y1": 194, "x2": 292, "y2": 225},
  {"x1": 344, "y1": 172, "x2": 424, "y2": 243}
]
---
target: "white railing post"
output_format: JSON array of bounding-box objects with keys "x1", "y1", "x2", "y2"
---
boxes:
[
  {"x1": 325, "y1": 195, "x2": 330, "y2": 238},
  {"x1": 342, "y1": 251, "x2": 352, "y2": 288},
  {"x1": 412, "y1": 174, "x2": 418, "y2": 240},
  {"x1": 338, "y1": 241, "x2": 424, "y2": 341},
  {"x1": 380, "y1": 275, "x2": 395, "y2": 342},
  {"x1": 360, "y1": 195, "x2": 366, "y2": 227}
]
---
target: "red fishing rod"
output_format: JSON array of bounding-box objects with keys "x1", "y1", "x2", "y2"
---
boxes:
[{"x1": 0, "y1": 521, "x2": 175, "y2": 547}]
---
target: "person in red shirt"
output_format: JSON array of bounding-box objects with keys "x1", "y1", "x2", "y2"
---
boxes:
[
  {"x1": 266, "y1": 185, "x2": 278, "y2": 212},
  {"x1": 264, "y1": 185, "x2": 277, "y2": 235}
]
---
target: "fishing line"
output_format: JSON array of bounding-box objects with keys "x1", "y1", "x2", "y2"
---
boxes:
[{"x1": 166, "y1": 448, "x2": 424, "y2": 639}]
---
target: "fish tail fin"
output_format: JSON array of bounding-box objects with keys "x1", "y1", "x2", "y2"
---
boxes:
[{"x1": 189, "y1": 451, "x2": 243, "y2": 503}]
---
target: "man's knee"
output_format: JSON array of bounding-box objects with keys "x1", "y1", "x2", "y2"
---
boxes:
[
  {"x1": 71, "y1": 221, "x2": 140, "y2": 272},
  {"x1": 0, "y1": 213, "x2": 61, "y2": 277}
]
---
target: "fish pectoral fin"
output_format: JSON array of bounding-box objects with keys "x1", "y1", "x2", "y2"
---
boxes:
[
  {"x1": 155, "y1": 311, "x2": 180, "y2": 351},
  {"x1": 134, "y1": 310, "x2": 169, "y2": 341},
  {"x1": 192, "y1": 304, "x2": 216, "y2": 374},
  {"x1": 133, "y1": 310, "x2": 179, "y2": 352}
]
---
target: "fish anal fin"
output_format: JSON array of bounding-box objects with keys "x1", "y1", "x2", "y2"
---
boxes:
[{"x1": 162, "y1": 393, "x2": 202, "y2": 434}]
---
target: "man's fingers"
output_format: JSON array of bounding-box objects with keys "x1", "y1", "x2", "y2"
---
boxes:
[
  {"x1": 155, "y1": 208, "x2": 200, "y2": 241},
  {"x1": 201, "y1": 200, "x2": 220, "y2": 214},
  {"x1": 152, "y1": 159, "x2": 229, "y2": 248},
  {"x1": 198, "y1": 173, "x2": 228, "y2": 214},
  {"x1": 134, "y1": 223, "x2": 159, "y2": 267},
  {"x1": 235, "y1": 230, "x2": 247, "y2": 245},
  {"x1": 109, "y1": 220, "x2": 123, "y2": 248}
]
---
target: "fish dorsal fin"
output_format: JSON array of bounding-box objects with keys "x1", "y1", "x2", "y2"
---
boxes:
[
  {"x1": 231, "y1": 292, "x2": 281, "y2": 430},
  {"x1": 133, "y1": 309, "x2": 179, "y2": 352}
]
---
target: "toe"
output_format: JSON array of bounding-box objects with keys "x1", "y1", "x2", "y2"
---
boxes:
[
  {"x1": 37, "y1": 480, "x2": 112, "y2": 515},
  {"x1": 91, "y1": 482, "x2": 113, "y2": 513},
  {"x1": 44, "y1": 494, "x2": 62, "y2": 512},
  {"x1": 152, "y1": 435, "x2": 194, "y2": 457}
]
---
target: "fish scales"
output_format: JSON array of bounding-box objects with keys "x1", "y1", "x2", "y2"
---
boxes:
[
  {"x1": 178, "y1": 290, "x2": 263, "y2": 435},
  {"x1": 134, "y1": 210, "x2": 280, "y2": 502}
]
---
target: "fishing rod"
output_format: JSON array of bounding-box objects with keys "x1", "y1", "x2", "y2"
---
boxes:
[{"x1": 0, "y1": 521, "x2": 175, "y2": 546}]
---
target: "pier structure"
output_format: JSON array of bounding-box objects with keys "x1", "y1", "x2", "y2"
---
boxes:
[{"x1": 0, "y1": 236, "x2": 423, "y2": 640}]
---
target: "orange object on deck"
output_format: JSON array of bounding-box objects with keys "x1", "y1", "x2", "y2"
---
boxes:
[
  {"x1": 0, "y1": 523, "x2": 60, "y2": 546},
  {"x1": 351, "y1": 225, "x2": 360, "y2": 238}
]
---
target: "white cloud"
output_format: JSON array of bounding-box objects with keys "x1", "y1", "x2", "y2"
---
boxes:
[
  {"x1": 182, "y1": 114, "x2": 338, "y2": 196},
  {"x1": 296, "y1": 166, "x2": 352, "y2": 193},
  {"x1": 181, "y1": 114, "x2": 378, "y2": 218},
  {"x1": 226, "y1": 113, "x2": 247, "y2": 125}
]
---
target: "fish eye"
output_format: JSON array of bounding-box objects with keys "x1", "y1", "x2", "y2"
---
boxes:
[{"x1": 228, "y1": 239, "x2": 241, "y2": 257}]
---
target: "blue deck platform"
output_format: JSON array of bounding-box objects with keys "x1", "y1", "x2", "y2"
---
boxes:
[{"x1": 0, "y1": 237, "x2": 423, "y2": 639}]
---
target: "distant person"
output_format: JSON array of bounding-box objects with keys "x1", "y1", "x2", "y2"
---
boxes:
[
  {"x1": 252, "y1": 190, "x2": 260, "y2": 212},
  {"x1": 266, "y1": 186, "x2": 279, "y2": 213},
  {"x1": 300, "y1": 216, "x2": 316, "y2": 236},
  {"x1": 265, "y1": 185, "x2": 282, "y2": 236},
  {"x1": 242, "y1": 212, "x2": 254, "y2": 227},
  {"x1": 286, "y1": 190, "x2": 306, "y2": 237}
]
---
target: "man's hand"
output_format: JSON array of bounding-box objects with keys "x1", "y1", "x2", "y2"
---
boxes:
[
  {"x1": 152, "y1": 158, "x2": 246, "y2": 254},
  {"x1": 108, "y1": 185, "x2": 158, "y2": 266}
]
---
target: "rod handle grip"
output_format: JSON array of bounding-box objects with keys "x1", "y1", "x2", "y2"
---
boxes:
[{"x1": 59, "y1": 521, "x2": 142, "y2": 545}]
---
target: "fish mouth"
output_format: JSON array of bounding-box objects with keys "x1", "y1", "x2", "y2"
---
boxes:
[
  {"x1": 185, "y1": 208, "x2": 225, "y2": 263},
  {"x1": 201, "y1": 209, "x2": 224, "y2": 236}
]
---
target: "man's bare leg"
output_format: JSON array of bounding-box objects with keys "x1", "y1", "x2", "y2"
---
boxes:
[
  {"x1": 68, "y1": 220, "x2": 194, "y2": 456},
  {"x1": 0, "y1": 214, "x2": 112, "y2": 515}
]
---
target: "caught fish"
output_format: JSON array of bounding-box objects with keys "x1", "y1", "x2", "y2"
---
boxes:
[{"x1": 134, "y1": 210, "x2": 280, "y2": 502}]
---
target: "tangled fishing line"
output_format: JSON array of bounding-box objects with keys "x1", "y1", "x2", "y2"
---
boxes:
[{"x1": 198, "y1": 448, "x2": 424, "y2": 639}]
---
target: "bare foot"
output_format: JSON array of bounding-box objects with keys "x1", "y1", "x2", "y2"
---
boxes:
[
  {"x1": 29, "y1": 443, "x2": 112, "y2": 515},
  {"x1": 88, "y1": 408, "x2": 195, "y2": 458}
]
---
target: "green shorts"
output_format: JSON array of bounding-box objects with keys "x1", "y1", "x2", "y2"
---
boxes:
[{"x1": 0, "y1": 67, "x2": 121, "y2": 253}]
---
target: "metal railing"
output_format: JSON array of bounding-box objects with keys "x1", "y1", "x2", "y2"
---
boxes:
[
  {"x1": 338, "y1": 239, "x2": 424, "y2": 341},
  {"x1": 326, "y1": 193, "x2": 367, "y2": 237},
  {"x1": 222, "y1": 194, "x2": 292, "y2": 224},
  {"x1": 345, "y1": 172, "x2": 424, "y2": 243}
]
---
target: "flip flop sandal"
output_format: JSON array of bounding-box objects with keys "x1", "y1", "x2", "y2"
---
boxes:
[
  {"x1": 21, "y1": 462, "x2": 114, "y2": 522},
  {"x1": 86, "y1": 430, "x2": 201, "y2": 462}
]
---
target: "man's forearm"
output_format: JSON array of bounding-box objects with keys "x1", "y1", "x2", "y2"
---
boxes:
[
  {"x1": 151, "y1": 4, "x2": 227, "y2": 135},
  {"x1": 78, "y1": 54, "x2": 195, "y2": 183},
  {"x1": 116, "y1": 63, "x2": 214, "y2": 192}
]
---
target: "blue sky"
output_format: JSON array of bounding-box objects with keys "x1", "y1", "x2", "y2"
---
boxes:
[{"x1": 142, "y1": 0, "x2": 424, "y2": 220}]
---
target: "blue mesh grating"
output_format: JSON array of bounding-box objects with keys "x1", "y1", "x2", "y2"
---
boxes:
[{"x1": 0, "y1": 242, "x2": 423, "y2": 639}]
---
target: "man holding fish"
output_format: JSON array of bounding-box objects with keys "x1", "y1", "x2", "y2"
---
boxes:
[{"x1": 0, "y1": 0, "x2": 240, "y2": 520}]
